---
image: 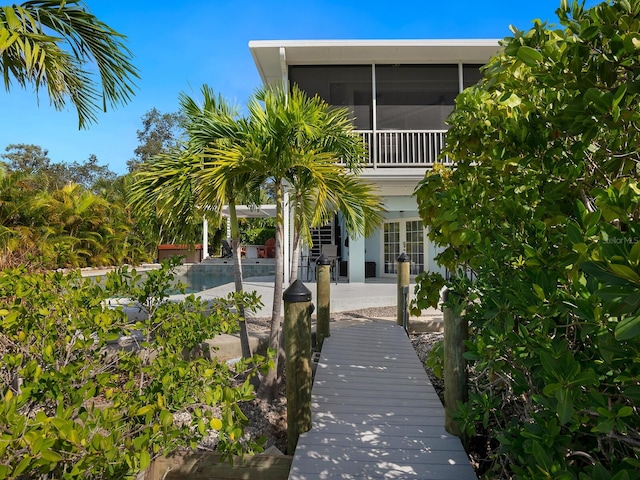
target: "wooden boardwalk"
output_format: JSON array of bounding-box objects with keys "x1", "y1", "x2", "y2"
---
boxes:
[{"x1": 288, "y1": 321, "x2": 476, "y2": 480}]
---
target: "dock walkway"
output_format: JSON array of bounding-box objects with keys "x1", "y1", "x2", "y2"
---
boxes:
[{"x1": 288, "y1": 321, "x2": 476, "y2": 479}]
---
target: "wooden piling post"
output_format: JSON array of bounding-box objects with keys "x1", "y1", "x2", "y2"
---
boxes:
[
  {"x1": 316, "y1": 253, "x2": 331, "y2": 350},
  {"x1": 442, "y1": 287, "x2": 468, "y2": 437},
  {"x1": 397, "y1": 253, "x2": 410, "y2": 326},
  {"x1": 283, "y1": 279, "x2": 313, "y2": 454}
]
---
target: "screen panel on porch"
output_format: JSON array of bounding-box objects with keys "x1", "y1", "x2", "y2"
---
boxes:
[
  {"x1": 375, "y1": 64, "x2": 458, "y2": 131},
  {"x1": 463, "y1": 64, "x2": 484, "y2": 88},
  {"x1": 289, "y1": 65, "x2": 373, "y2": 130}
]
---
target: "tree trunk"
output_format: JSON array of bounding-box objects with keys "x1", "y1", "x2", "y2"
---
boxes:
[
  {"x1": 289, "y1": 237, "x2": 301, "y2": 284},
  {"x1": 229, "y1": 201, "x2": 252, "y2": 359},
  {"x1": 289, "y1": 220, "x2": 301, "y2": 284},
  {"x1": 259, "y1": 180, "x2": 285, "y2": 400}
]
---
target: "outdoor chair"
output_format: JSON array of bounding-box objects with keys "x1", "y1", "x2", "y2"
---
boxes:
[
  {"x1": 221, "y1": 239, "x2": 233, "y2": 258},
  {"x1": 257, "y1": 237, "x2": 276, "y2": 258},
  {"x1": 320, "y1": 244, "x2": 339, "y2": 282}
]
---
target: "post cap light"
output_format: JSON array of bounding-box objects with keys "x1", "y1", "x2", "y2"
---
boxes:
[
  {"x1": 398, "y1": 252, "x2": 410, "y2": 262},
  {"x1": 316, "y1": 253, "x2": 331, "y2": 265},
  {"x1": 283, "y1": 279, "x2": 312, "y2": 303}
]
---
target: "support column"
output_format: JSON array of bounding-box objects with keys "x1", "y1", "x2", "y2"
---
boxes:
[
  {"x1": 316, "y1": 253, "x2": 331, "y2": 350},
  {"x1": 284, "y1": 191, "x2": 290, "y2": 286},
  {"x1": 442, "y1": 287, "x2": 468, "y2": 437},
  {"x1": 347, "y1": 234, "x2": 366, "y2": 283},
  {"x1": 397, "y1": 253, "x2": 410, "y2": 326},
  {"x1": 202, "y1": 218, "x2": 209, "y2": 259},
  {"x1": 283, "y1": 280, "x2": 313, "y2": 454}
]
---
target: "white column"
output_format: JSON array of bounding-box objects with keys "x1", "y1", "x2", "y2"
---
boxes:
[
  {"x1": 348, "y1": 234, "x2": 366, "y2": 283},
  {"x1": 284, "y1": 191, "x2": 290, "y2": 286},
  {"x1": 371, "y1": 62, "x2": 377, "y2": 169},
  {"x1": 202, "y1": 218, "x2": 209, "y2": 259},
  {"x1": 279, "y1": 47, "x2": 288, "y2": 87}
]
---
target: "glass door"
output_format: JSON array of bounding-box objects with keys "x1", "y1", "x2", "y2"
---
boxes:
[
  {"x1": 383, "y1": 222, "x2": 401, "y2": 274},
  {"x1": 383, "y1": 219, "x2": 426, "y2": 276},
  {"x1": 405, "y1": 220, "x2": 425, "y2": 275}
]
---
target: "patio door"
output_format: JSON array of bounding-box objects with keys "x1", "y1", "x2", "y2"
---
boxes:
[{"x1": 383, "y1": 219, "x2": 426, "y2": 275}]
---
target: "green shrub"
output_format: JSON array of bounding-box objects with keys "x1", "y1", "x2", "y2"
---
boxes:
[
  {"x1": 241, "y1": 226, "x2": 275, "y2": 246},
  {"x1": 0, "y1": 259, "x2": 270, "y2": 478},
  {"x1": 413, "y1": 1, "x2": 640, "y2": 476}
]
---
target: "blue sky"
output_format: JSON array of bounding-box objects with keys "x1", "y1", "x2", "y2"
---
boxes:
[{"x1": 2, "y1": 0, "x2": 596, "y2": 175}]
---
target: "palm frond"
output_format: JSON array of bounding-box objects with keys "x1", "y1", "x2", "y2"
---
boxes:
[{"x1": 1, "y1": 0, "x2": 138, "y2": 128}]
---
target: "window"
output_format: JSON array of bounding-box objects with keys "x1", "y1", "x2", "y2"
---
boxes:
[{"x1": 405, "y1": 220, "x2": 425, "y2": 275}]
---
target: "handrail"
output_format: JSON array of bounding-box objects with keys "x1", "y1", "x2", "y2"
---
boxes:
[{"x1": 352, "y1": 129, "x2": 452, "y2": 168}]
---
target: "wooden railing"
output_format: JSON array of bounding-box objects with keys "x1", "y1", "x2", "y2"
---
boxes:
[{"x1": 354, "y1": 130, "x2": 452, "y2": 168}]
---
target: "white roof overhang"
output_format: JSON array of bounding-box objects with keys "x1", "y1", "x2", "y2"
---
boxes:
[
  {"x1": 249, "y1": 39, "x2": 502, "y2": 86},
  {"x1": 220, "y1": 204, "x2": 276, "y2": 218}
]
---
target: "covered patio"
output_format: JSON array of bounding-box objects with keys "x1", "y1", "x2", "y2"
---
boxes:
[{"x1": 202, "y1": 203, "x2": 294, "y2": 282}]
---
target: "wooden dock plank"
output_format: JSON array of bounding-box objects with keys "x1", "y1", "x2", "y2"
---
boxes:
[{"x1": 289, "y1": 321, "x2": 476, "y2": 480}]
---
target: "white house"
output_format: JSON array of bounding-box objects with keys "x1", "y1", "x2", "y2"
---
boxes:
[{"x1": 248, "y1": 40, "x2": 500, "y2": 283}]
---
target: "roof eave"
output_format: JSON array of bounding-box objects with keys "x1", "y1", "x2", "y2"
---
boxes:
[{"x1": 248, "y1": 39, "x2": 502, "y2": 85}]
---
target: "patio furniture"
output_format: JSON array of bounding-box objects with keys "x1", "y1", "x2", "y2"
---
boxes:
[
  {"x1": 321, "y1": 244, "x2": 339, "y2": 282},
  {"x1": 221, "y1": 239, "x2": 233, "y2": 258},
  {"x1": 244, "y1": 245, "x2": 260, "y2": 259},
  {"x1": 257, "y1": 237, "x2": 276, "y2": 258}
]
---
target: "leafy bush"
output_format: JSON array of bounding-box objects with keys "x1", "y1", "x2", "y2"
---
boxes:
[
  {"x1": 413, "y1": 1, "x2": 640, "y2": 477},
  {"x1": 0, "y1": 259, "x2": 270, "y2": 478},
  {"x1": 0, "y1": 170, "x2": 153, "y2": 270},
  {"x1": 241, "y1": 226, "x2": 276, "y2": 246}
]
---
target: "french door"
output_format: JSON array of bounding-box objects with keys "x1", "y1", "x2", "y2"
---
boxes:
[{"x1": 383, "y1": 219, "x2": 426, "y2": 275}]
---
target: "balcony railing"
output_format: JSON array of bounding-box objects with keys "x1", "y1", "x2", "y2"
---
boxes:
[{"x1": 354, "y1": 130, "x2": 452, "y2": 168}]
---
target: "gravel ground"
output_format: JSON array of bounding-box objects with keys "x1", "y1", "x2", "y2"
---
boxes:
[{"x1": 221, "y1": 306, "x2": 445, "y2": 455}]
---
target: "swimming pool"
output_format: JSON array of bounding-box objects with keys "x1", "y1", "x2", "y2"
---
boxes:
[
  {"x1": 172, "y1": 271, "x2": 234, "y2": 294},
  {"x1": 88, "y1": 270, "x2": 234, "y2": 295}
]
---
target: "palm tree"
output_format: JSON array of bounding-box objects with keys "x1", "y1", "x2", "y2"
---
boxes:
[
  {"x1": 0, "y1": 168, "x2": 40, "y2": 267},
  {"x1": 288, "y1": 169, "x2": 385, "y2": 283},
  {"x1": 129, "y1": 148, "x2": 204, "y2": 246},
  {"x1": 132, "y1": 83, "x2": 384, "y2": 399},
  {"x1": 206, "y1": 84, "x2": 385, "y2": 400},
  {"x1": 37, "y1": 183, "x2": 113, "y2": 267},
  {"x1": 93, "y1": 175, "x2": 147, "y2": 265},
  {"x1": 129, "y1": 86, "x2": 262, "y2": 359},
  {"x1": 282, "y1": 95, "x2": 385, "y2": 282},
  {"x1": 181, "y1": 86, "x2": 264, "y2": 359},
  {"x1": 1, "y1": 0, "x2": 138, "y2": 128}
]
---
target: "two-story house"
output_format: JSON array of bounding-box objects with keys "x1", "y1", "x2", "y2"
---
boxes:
[{"x1": 248, "y1": 40, "x2": 500, "y2": 282}]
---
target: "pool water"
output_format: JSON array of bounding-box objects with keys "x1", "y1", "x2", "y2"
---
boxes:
[
  {"x1": 172, "y1": 271, "x2": 234, "y2": 294},
  {"x1": 89, "y1": 270, "x2": 234, "y2": 296}
]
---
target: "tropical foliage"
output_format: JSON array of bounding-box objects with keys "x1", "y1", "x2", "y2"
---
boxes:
[
  {"x1": 413, "y1": 0, "x2": 640, "y2": 477},
  {"x1": 130, "y1": 83, "x2": 384, "y2": 399},
  {"x1": 0, "y1": 259, "x2": 268, "y2": 478},
  {"x1": 0, "y1": 156, "x2": 150, "y2": 270},
  {"x1": 197, "y1": 83, "x2": 385, "y2": 399},
  {"x1": 0, "y1": 0, "x2": 138, "y2": 128}
]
